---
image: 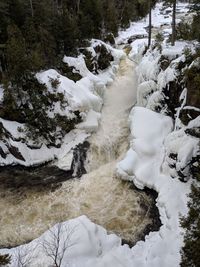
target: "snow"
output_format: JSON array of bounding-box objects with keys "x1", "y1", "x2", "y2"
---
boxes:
[
  {"x1": 116, "y1": 107, "x2": 191, "y2": 267},
  {"x1": 116, "y1": 2, "x2": 184, "y2": 45},
  {"x1": 117, "y1": 107, "x2": 173, "y2": 189},
  {"x1": 137, "y1": 80, "x2": 157, "y2": 107},
  {"x1": 37, "y1": 69, "x2": 102, "y2": 112},
  {"x1": 0, "y1": 85, "x2": 3, "y2": 103},
  {"x1": 0, "y1": 216, "x2": 132, "y2": 267},
  {"x1": 162, "y1": 41, "x2": 190, "y2": 59},
  {"x1": 0, "y1": 107, "x2": 193, "y2": 267},
  {"x1": 163, "y1": 124, "x2": 199, "y2": 178},
  {"x1": 0, "y1": 2, "x2": 198, "y2": 267},
  {"x1": 0, "y1": 126, "x2": 89, "y2": 167},
  {"x1": 116, "y1": 21, "x2": 148, "y2": 45},
  {"x1": 76, "y1": 109, "x2": 101, "y2": 133},
  {"x1": 129, "y1": 38, "x2": 148, "y2": 63},
  {"x1": 0, "y1": 40, "x2": 125, "y2": 167},
  {"x1": 137, "y1": 48, "x2": 161, "y2": 84}
]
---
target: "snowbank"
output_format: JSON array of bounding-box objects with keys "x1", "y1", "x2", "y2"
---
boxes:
[
  {"x1": 0, "y1": 216, "x2": 133, "y2": 267},
  {"x1": 116, "y1": 2, "x2": 188, "y2": 45},
  {"x1": 116, "y1": 107, "x2": 192, "y2": 267},
  {"x1": 0, "y1": 2, "x2": 197, "y2": 267},
  {"x1": 0, "y1": 40, "x2": 125, "y2": 167}
]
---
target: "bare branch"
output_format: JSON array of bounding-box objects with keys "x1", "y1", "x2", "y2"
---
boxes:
[
  {"x1": 13, "y1": 243, "x2": 38, "y2": 267},
  {"x1": 42, "y1": 222, "x2": 77, "y2": 267}
]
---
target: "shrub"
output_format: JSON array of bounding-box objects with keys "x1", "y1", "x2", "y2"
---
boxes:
[
  {"x1": 49, "y1": 77, "x2": 61, "y2": 90},
  {"x1": 0, "y1": 254, "x2": 11, "y2": 265},
  {"x1": 155, "y1": 32, "x2": 164, "y2": 43}
]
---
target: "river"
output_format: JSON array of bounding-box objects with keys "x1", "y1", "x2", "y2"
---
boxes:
[{"x1": 0, "y1": 56, "x2": 155, "y2": 248}]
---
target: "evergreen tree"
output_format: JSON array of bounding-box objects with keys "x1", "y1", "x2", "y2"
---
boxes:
[
  {"x1": 190, "y1": 0, "x2": 200, "y2": 42},
  {"x1": 6, "y1": 24, "x2": 28, "y2": 84},
  {"x1": 102, "y1": 0, "x2": 118, "y2": 36},
  {"x1": 0, "y1": 0, "x2": 152, "y2": 143},
  {"x1": 181, "y1": 165, "x2": 200, "y2": 267},
  {"x1": 148, "y1": 0, "x2": 152, "y2": 48}
]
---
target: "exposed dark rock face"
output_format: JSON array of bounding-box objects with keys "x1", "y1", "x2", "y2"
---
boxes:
[
  {"x1": 185, "y1": 63, "x2": 200, "y2": 108},
  {"x1": 103, "y1": 33, "x2": 115, "y2": 45},
  {"x1": 80, "y1": 43, "x2": 114, "y2": 74},
  {"x1": 0, "y1": 165, "x2": 73, "y2": 190},
  {"x1": 0, "y1": 147, "x2": 6, "y2": 159},
  {"x1": 0, "y1": 141, "x2": 90, "y2": 190},
  {"x1": 180, "y1": 109, "x2": 200, "y2": 125},
  {"x1": 58, "y1": 61, "x2": 82, "y2": 82},
  {"x1": 191, "y1": 155, "x2": 200, "y2": 181},
  {"x1": 137, "y1": 187, "x2": 162, "y2": 242},
  {"x1": 159, "y1": 55, "x2": 170, "y2": 71},
  {"x1": 71, "y1": 141, "x2": 90, "y2": 177},
  {"x1": 185, "y1": 127, "x2": 200, "y2": 138},
  {"x1": 122, "y1": 185, "x2": 162, "y2": 248},
  {"x1": 163, "y1": 80, "x2": 183, "y2": 118},
  {"x1": 7, "y1": 145, "x2": 25, "y2": 162}
]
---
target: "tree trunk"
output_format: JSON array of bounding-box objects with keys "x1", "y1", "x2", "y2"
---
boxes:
[
  {"x1": 29, "y1": 0, "x2": 34, "y2": 17},
  {"x1": 77, "y1": 0, "x2": 80, "y2": 14},
  {"x1": 171, "y1": 0, "x2": 176, "y2": 46},
  {"x1": 148, "y1": 0, "x2": 152, "y2": 48}
]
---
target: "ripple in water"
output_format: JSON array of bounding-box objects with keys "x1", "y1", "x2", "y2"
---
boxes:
[{"x1": 0, "y1": 57, "x2": 152, "y2": 247}]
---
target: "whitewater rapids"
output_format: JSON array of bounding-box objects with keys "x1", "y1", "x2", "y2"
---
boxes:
[{"x1": 0, "y1": 56, "x2": 152, "y2": 247}]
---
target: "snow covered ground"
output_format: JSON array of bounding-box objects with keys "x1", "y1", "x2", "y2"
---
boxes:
[
  {"x1": 1, "y1": 2, "x2": 199, "y2": 267},
  {"x1": 116, "y1": 107, "x2": 192, "y2": 267},
  {"x1": 116, "y1": 2, "x2": 190, "y2": 45},
  {"x1": 0, "y1": 40, "x2": 125, "y2": 167}
]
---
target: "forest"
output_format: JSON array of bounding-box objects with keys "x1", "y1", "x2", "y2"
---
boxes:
[
  {"x1": 0, "y1": 0, "x2": 199, "y2": 267},
  {"x1": 0, "y1": 0, "x2": 153, "y2": 143}
]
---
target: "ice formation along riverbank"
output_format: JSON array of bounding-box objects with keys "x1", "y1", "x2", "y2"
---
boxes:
[{"x1": 1, "y1": 2, "x2": 199, "y2": 267}]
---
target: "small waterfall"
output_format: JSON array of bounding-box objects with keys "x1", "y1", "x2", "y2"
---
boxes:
[{"x1": 0, "y1": 56, "x2": 154, "y2": 248}]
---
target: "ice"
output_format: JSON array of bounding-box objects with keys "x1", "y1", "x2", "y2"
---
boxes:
[
  {"x1": 0, "y1": 2, "x2": 197, "y2": 267},
  {"x1": 0, "y1": 40, "x2": 125, "y2": 166}
]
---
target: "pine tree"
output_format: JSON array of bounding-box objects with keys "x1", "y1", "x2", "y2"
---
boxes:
[
  {"x1": 190, "y1": 0, "x2": 200, "y2": 42},
  {"x1": 6, "y1": 24, "x2": 28, "y2": 84},
  {"x1": 148, "y1": 0, "x2": 152, "y2": 48},
  {"x1": 102, "y1": 0, "x2": 118, "y2": 36},
  {"x1": 181, "y1": 178, "x2": 200, "y2": 266}
]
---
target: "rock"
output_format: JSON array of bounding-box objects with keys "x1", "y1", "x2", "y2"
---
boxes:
[
  {"x1": 0, "y1": 147, "x2": 6, "y2": 159},
  {"x1": 159, "y1": 55, "x2": 170, "y2": 71},
  {"x1": 71, "y1": 141, "x2": 90, "y2": 177},
  {"x1": 185, "y1": 127, "x2": 200, "y2": 138},
  {"x1": 7, "y1": 145, "x2": 25, "y2": 162},
  {"x1": 0, "y1": 165, "x2": 73, "y2": 189},
  {"x1": 180, "y1": 109, "x2": 200, "y2": 125}
]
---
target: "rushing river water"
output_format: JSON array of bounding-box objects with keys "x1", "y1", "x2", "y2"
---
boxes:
[{"x1": 0, "y1": 56, "x2": 154, "y2": 248}]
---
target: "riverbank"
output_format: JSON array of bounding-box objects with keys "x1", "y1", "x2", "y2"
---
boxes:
[{"x1": 0, "y1": 55, "x2": 155, "y2": 251}]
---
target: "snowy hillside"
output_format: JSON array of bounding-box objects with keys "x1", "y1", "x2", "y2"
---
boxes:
[
  {"x1": 0, "y1": 1, "x2": 199, "y2": 267},
  {"x1": 0, "y1": 41, "x2": 124, "y2": 167}
]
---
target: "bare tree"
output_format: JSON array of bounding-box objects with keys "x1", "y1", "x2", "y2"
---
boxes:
[
  {"x1": 42, "y1": 223, "x2": 77, "y2": 267},
  {"x1": 14, "y1": 244, "x2": 37, "y2": 267},
  {"x1": 77, "y1": 0, "x2": 80, "y2": 14},
  {"x1": 148, "y1": 0, "x2": 152, "y2": 48},
  {"x1": 164, "y1": 0, "x2": 177, "y2": 46},
  {"x1": 171, "y1": 0, "x2": 176, "y2": 46}
]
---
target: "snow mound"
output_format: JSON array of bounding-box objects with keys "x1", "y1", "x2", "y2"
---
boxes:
[
  {"x1": 116, "y1": 107, "x2": 191, "y2": 267},
  {"x1": 1, "y1": 216, "x2": 133, "y2": 267}
]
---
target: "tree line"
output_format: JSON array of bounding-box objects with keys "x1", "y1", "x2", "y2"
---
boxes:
[{"x1": 0, "y1": 0, "x2": 150, "y2": 78}]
